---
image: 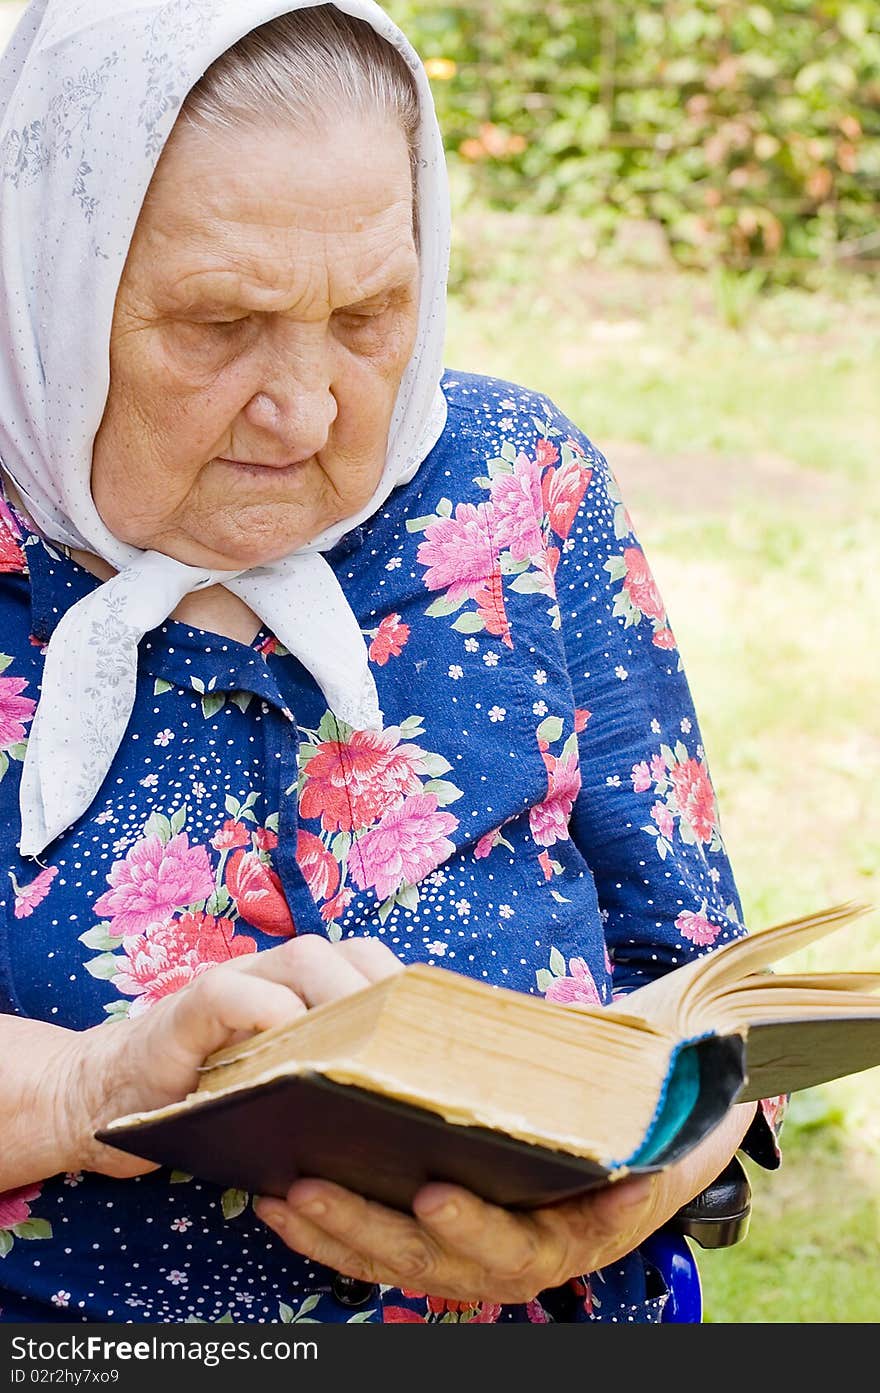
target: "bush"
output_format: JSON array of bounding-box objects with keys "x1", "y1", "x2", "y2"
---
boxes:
[{"x1": 388, "y1": 0, "x2": 880, "y2": 279}]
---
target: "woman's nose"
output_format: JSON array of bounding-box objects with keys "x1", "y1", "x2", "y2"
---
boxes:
[{"x1": 240, "y1": 336, "x2": 338, "y2": 460}]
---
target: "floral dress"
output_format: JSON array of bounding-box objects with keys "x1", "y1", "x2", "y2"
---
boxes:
[{"x1": 0, "y1": 369, "x2": 782, "y2": 1325}]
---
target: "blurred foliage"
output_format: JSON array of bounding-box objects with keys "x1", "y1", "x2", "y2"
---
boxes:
[{"x1": 387, "y1": 0, "x2": 880, "y2": 279}]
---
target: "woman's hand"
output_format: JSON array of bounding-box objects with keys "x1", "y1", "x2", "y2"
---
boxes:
[
  {"x1": 254, "y1": 1101, "x2": 758, "y2": 1305},
  {"x1": 57, "y1": 936, "x2": 404, "y2": 1181}
]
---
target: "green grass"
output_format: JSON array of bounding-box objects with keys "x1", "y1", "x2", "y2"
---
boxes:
[{"x1": 447, "y1": 214, "x2": 880, "y2": 1321}]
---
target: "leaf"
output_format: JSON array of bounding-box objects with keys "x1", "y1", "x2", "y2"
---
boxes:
[
  {"x1": 549, "y1": 889, "x2": 572, "y2": 904},
  {"x1": 0, "y1": 653, "x2": 12, "y2": 673},
  {"x1": 225, "y1": 794, "x2": 241, "y2": 817},
  {"x1": 7, "y1": 742, "x2": 27, "y2": 762},
  {"x1": 206, "y1": 886, "x2": 231, "y2": 916},
  {"x1": 500, "y1": 440, "x2": 518, "y2": 463},
  {"x1": 451, "y1": 611, "x2": 485, "y2": 634},
  {"x1": 660, "y1": 744, "x2": 676, "y2": 770},
  {"x1": 326, "y1": 920, "x2": 342, "y2": 944},
  {"x1": 436, "y1": 497, "x2": 453, "y2": 518},
  {"x1": 509, "y1": 570, "x2": 548, "y2": 595},
  {"x1": 603, "y1": 555, "x2": 627, "y2": 582},
  {"x1": 330, "y1": 831, "x2": 352, "y2": 862},
  {"x1": 190, "y1": 675, "x2": 206, "y2": 695},
  {"x1": 549, "y1": 945, "x2": 566, "y2": 977},
  {"x1": 297, "y1": 743, "x2": 319, "y2": 768},
  {"x1": 405, "y1": 514, "x2": 439, "y2": 534},
  {"x1": 317, "y1": 710, "x2": 353, "y2": 744},
  {"x1": 201, "y1": 693, "x2": 225, "y2": 720},
  {"x1": 144, "y1": 811, "x2": 172, "y2": 844},
  {"x1": 422, "y1": 778, "x2": 463, "y2": 805},
  {"x1": 0, "y1": 1229, "x2": 13, "y2": 1257},
  {"x1": 221, "y1": 1188, "x2": 248, "y2": 1221},
  {"x1": 426, "y1": 592, "x2": 467, "y2": 618},
  {"x1": 0, "y1": 751, "x2": 8, "y2": 780},
  {"x1": 536, "y1": 715, "x2": 564, "y2": 745},
  {"x1": 499, "y1": 554, "x2": 530, "y2": 575},
  {"x1": 229, "y1": 691, "x2": 253, "y2": 714},
  {"x1": 12, "y1": 1218, "x2": 52, "y2": 1240},
  {"x1": 169, "y1": 1171, "x2": 193, "y2": 1184},
  {"x1": 153, "y1": 677, "x2": 173, "y2": 696},
  {"x1": 674, "y1": 740, "x2": 690, "y2": 764},
  {"x1": 611, "y1": 591, "x2": 640, "y2": 627},
  {"x1": 376, "y1": 896, "x2": 396, "y2": 925},
  {"x1": 419, "y1": 752, "x2": 453, "y2": 777},
  {"x1": 102, "y1": 1000, "x2": 129, "y2": 1019},
  {"x1": 535, "y1": 968, "x2": 554, "y2": 993},
  {"x1": 294, "y1": 1293, "x2": 322, "y2": 1319},
  {"x1": 78, "y1": 922, "x2": 117, "y2": 951},
  {"x1": 84, "y1": 952, "x2": 120, "y2": 981},
  {"x1": 395, "y1": 882, "x2": 420, "y2": 912},
  {"x1": 278, "y1": 1302, "x2": 295, "y2": 1324},
  {"x1": 613, "y1": 504, "x2": 631, "y2": 540},
  {"x1": 474, "y1": 476, "x2": 493, "y2": 489},
  {"x1": 169, "y1": 804, "x2": 187, "y2": 837},
  {"x1": 264, "y1": 812, "x2": 280, "y2": 833},
  {"x1": 243, "y1": 791, "x2": 259, "y2": 809},
  {"x1": 561, "y1": 733, "x2": 579, "y2": 761},
  {"x1": 398, "y1": 715, "x2": 426, "y2": 738},
  {"x1": 657, "y1": 840, "x2": 669, "y2": 861},
  {"x1": 486, "y1": 457, "x2": 514, "y2": 477},
  {"x1": 346, "y1": 1310, "x2": 376, "y2": 1322}
]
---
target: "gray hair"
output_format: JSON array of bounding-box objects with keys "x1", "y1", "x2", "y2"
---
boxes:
[{"x1": 179, "y1": 5, "x2": 422, "y2": 249}]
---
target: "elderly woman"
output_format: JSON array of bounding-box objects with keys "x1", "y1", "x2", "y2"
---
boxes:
[{"x1": 0, "y1": 0, "x2": 779, "y2": 1325}]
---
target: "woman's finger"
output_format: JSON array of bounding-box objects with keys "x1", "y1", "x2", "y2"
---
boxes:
[
  {"x1": 411, "y1": 1183, "x2": 556, "y2": 1284},
  {"x1": 158, "y1": 968, "x2": 308, "y2": 1063},
  {"x1": 225, "y1": 934, "x2": 375, "y2": 1007},
  {"x1": 333, "y1": 935, "x2": 405, "y2": 981}
]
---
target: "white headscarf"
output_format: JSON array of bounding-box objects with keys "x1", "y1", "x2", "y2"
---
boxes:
[{"x1": 0, "y1": 0, "x2": 450, "y2": 857}]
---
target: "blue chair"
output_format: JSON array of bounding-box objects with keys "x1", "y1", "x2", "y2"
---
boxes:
[{"x1": 645, "y1": 1156, "x2": 752, "y2": 1323}]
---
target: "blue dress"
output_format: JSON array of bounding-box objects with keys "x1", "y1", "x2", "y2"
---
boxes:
[{"x1": 0, "y1": 370, "x2": 780, "y2": 1324}]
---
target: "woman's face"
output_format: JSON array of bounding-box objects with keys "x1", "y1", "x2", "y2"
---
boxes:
[{"x1": 91, "y1": 115, "x2": 420, "y2": 569}]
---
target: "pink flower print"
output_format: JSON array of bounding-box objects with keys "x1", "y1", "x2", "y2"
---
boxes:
[
  {"x1": 472, "y1": 569, "x2": 512, "y2": 648},
  {"x1": 545, "y1": 957, "x2": 602, "y2": 1007},
  {"x1": 154, "y1": 729, "x2": 175, "y2": 747},
  {"x1": 622, "y1": 547, "x2": 666, "y2": 623},
  {"x1": 350, "y1": 792, "x2": 458, "y2": 902},
  {"x1": 226, "y1": 851, "x2": 295, "y2": 938},
  {"x1": 51, "y1": 1291, "x2": 70, "y2": 1308},
  {"x1": 675, "y1": 907, "x2": 721, "y2": 946},
  {"x1": 574, "y1": 707, "x2": 591, "y2": 733},
  {"x1": 171, "y1": 1217, "x2": 192, "y2": 1232},
  {"x1": 11, "y1": 865, "x2": 58, "y2": 918},
  {"x1": 542, "y1": 456, "x2": 592, "y2": 541},
  {"x1": 320, "y1": 887, "x2": 354, "y2": 922},
  {"x1": 296, "y1": 829, "x2": 340, "y2": 904},
  {"x1": 253, "y1": 826, "x2": 278, "y2": 852},
  {"x1": 167, "y1": 1271, "x2": 188, "y2": 1286},
  {"x1": 652, "y1": 627, "x2": 677, "y2": 649},
  {"x1": 114, "y1": 913, "x2": 257, "y2": 1014},
  {"x1": 761, "y1": 1094, "x2": 787, "y2": 1134},
  {"x1": 93, "y1": 832, "x2": 215, "y2": 940},
  {"x1": 526, "y1": 1298, "x2": 551, "y2": 1323},
  {"x1": 651, "y1": 802, "x2": 675, "y2": 840},
  {"x1": 417, "y1": 502, "x2": 498, "y2": 603},
  {"x1": 669, "y1": 758, "x2": 717, "y2": 843},
  {"x1": 210, "y1": 819, "x2": 250, "y2": 850},
  {"x1": 0, "y1": 497, "x2": 25, "y2": 572},
  {"x1": 537, "y1": 849, "x2": 553, "y2": 882},
  {"x1": 0, "y1": 1183, "x2": 41, "y2": 1229},
  {"x1": 528, "y1": 750, "x2": 582, "y2": 848},
  {"x1": 0, "y1": 675, "x2": 36, "y2": 748},
  {"x1": 490, "y1": 451, "x2": 544, "y2": 562},
  {"x1": 369, "y1": 613, "x2": 410, "y2": 666},
  {"x1": 535, "y1": 438, "x2": 559, "y2": 469},
  {"x1": 474, "y1": 828, "x2": 502, "y2": 860},
  {"x1": 631, "y1": 761, "x2": 652, "y2": 793},
  {"x1": 650, "y1": 753, "x2": 667, "y2": 781},
  {"x1": 299, "y1": 728, "x2": 426, "y2": 834}
]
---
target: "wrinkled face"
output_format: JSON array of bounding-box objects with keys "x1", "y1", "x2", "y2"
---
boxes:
[{"x1": 91, "y1": 115, "x2": 420, "y2": 569}]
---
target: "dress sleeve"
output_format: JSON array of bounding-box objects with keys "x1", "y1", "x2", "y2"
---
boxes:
[{"x1": 546, "y1": 417, "x2": 783, "y2": 1167}]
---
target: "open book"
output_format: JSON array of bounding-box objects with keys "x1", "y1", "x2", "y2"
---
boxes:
[{"x1": 98, "y1": 902, "x2": 880, "y2": 1210}]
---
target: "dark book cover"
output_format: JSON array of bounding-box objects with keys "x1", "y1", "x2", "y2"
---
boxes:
[{"x1": 97, "y1": 1035, "x2": 744, "y2": 1210}]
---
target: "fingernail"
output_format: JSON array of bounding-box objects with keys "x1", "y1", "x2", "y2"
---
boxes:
[
  {"x1": 417, "y1": 1195, "x2": 459, "y2": 1222},
  {"x1": 296, "y1": 1198, "x2": 327, "y2": 1218},
  {"x1": 256, "y1": 1202, "x2": 286, "y2": 1226}
]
